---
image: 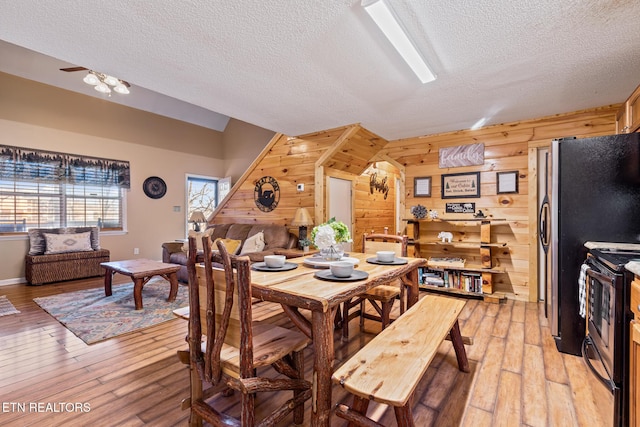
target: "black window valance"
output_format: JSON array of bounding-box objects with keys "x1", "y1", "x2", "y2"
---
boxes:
[{"x1": 0, "y1": 145, "x2": 130, "y2": 189}]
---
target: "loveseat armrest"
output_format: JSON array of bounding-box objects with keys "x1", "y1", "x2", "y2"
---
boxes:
[{"x1": 162, "y1": 241, "x2": 185, "y2": 263}]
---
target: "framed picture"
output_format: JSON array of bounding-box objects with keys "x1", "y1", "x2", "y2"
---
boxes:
[
  {"x1": 414, "y1": 176, "x2": 432, "y2": 197},
  {"x1": 497, "y1": 171, "x2": 519, "y2": 194},
  {"x1": 441, "y1": 172, "x2": 480, "y2": 199}
]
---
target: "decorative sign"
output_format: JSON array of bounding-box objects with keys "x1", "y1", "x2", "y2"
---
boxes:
[
  {"x1": 439, "y1": 143, "x2": 484, "y2": 168},
  {"x1": 446, "y1": 202, "x2": 476, "y2": 214},
  {"x1": 497, "y1": 171, "x2": 519, "y2": 194},
  {"x1": 442, "y1": 172, "x2": 480, "y2": 199},
  {"x1": 254, "y1": 176, "x2": 280, "y2": 212},
  {"x1": 369, "y1": 172, "x2": 390, "y2": 199},
  {"x1": 414, "y1": 176, "x2": 431, "y2": 197}
]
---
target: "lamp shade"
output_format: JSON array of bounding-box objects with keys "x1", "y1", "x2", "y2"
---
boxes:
[
  {"x1": 189, "y1": 211, "x2": 207, "y2": 223},
  {"x1": 291, "y1": 208, "x2": 313, "y2": 226}
]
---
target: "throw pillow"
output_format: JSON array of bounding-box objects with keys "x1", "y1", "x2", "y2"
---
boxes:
[
  {"x1": 213, "y1": 238, "x2": 242, "y2": 255},
  {"x1": 28, "y1": 226, "x2": 101, "y2": 255},
  {"x1": 239, "y1": 231, "x2": 265, "y2": 255},
  {"x1": 186, "y1": 228, "x2": 215, "y2": 252},
  {"x1": 28, "y1": 229, "x2": 47, "y2": 255},
  {"x1": 43, "y1": 231, "x2": 93, "y2": 255}
]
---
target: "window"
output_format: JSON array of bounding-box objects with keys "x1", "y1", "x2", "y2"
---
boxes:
[
  {"x1": 187, "y1": 175, "x2": 218, "y2": 226},
  {"x1": 0, "y1": 145, "x2": 129, "y2": 233}
]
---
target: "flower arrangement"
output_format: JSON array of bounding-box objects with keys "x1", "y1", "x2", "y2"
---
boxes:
[
  {"x1": 311, "y1": 217, "x2": 352, "y2": 248},
  {"x1": 311, "y1": 217, "x2": 352, "y2": 260}
]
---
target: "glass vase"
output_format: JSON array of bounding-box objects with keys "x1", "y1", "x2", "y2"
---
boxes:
[{"x1": 320, "y1": 245, "x2": 344, "y2": 261}]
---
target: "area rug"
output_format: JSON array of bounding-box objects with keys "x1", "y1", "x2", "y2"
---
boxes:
[
  {"x1": 0, "y1": 295, "x2": 20, "y2": 316},
  {"x1": 33, "y1": 278, "x2": 188, "y2": 345}
]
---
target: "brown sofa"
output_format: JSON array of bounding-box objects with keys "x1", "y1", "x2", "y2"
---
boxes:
[{"x1": 162, "y1": 223, "x2": 299, "y2": 283}]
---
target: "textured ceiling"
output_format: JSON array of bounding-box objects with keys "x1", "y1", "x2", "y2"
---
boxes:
[{"x1": 1, "y1": 0, "x2": 639, "y2": 140}]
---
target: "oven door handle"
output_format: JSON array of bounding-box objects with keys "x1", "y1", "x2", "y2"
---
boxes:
[
  {"x1": 581, "y1": 336, "x2": 617, "y2": 392},
  {"x1": 585, "y1": 267, "x2": 614, "y2": 286}
]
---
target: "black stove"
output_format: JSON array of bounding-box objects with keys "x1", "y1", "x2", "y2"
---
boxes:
[
  {"x1": 590, "y1": 247, "x2": 640, "y2": 272},
  {"x1": 585, "y1": 246, "x2": 637, "y2": 427}
]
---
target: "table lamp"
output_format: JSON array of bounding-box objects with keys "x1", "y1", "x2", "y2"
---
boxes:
[
  {"x1": 189, "y1": 211, "x2": 207, "y2": 232},
  {"x1": 291, "y1": 207, "x2": 313, "y2": 247}
]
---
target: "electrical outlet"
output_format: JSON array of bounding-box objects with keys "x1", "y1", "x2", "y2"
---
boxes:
[{"x1": 134, "y1": 248, "x2": 139, "y2": 255}]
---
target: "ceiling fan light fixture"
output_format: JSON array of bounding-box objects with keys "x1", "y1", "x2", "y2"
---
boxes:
[
  {"x1": 113, "y1": 83, "x2": 130, "y2": 94},
  {"x1": 103, "y1": 75, "x2": 120, "y2": 86},
  {"x1": 94, "y1": 81, "x2": 111, "y2": 94},
  {"x1": 82, "y1": 72, "x2": 99, "y2": 85},
  {"x1": 75, "y1": 69, "x2": 130, "y2": 95},
  {"x1": 362, "y1": 0, "x2": 436, "y2": 84}
]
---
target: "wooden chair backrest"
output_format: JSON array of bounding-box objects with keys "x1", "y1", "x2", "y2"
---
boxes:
[
  {"x1": 186, "y1": 235, "x2": 254, "y2": 384},
  {"x1": 362, "y1": 233, "x2": 408, "y2": 257}
]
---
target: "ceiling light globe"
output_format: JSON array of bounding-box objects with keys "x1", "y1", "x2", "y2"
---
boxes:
[
  {"x1": 113, "y1": 83, "x2": 130, "y2": 94},
  {"x1": 82, "y1": 72, "x2": 99, "y2": 85},
  {"x1": 103, "y1": 75, "x2": 120, "y2": 86},
  {"x1": 94, "y1": 82, "x2": 111, "y2": 94}
]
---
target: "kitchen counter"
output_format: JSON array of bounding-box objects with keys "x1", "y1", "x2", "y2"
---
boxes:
[
  {"x1": 626, "y1": 261, "x2": 640, "y2": 276},
  {"x1": 584, "y1": 241, "x2": 640, "y2": 251}
]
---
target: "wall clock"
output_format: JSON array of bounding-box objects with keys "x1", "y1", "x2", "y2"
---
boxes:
[
  {"x1": 254, "y1": 176, "x2": 280, "y2": 212},
  {"x1": 143, "y1": 176, "x2": 167, "y2": 199}
]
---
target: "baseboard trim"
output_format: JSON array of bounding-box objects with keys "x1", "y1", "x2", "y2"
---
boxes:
[{"x1": 0, "y1": 277, "x2": 26, "y2": 286}]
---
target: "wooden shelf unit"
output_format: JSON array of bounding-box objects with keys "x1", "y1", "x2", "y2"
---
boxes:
[{"x1": 407, "y1": 218, "x2": 507, "y2": 295}]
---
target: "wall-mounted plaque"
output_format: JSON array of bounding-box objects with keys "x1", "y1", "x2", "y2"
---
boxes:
[
  {"x1": 445, "y1": 202, "x2": 476, "y2": 214},
  {"x1": 439, "y1": 143, "x2": 484, "y2": 168},
  {"x1": 414, "y1": 176, "x2": 431, "y2": 197},
  {"x1": 441, "y1": 172, "x2": 480, "y2": 199},
  {"x1": 254, "y1": 176, "x2": 280, "y2": 212}
]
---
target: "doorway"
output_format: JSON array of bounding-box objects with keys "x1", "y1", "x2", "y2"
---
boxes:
[{"x1": 328, "y1": 176, "x2": 353, "y2": 252}]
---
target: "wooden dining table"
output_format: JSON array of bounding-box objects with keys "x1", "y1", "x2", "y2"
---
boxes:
[{"x1": 249, "y1": 252, "x2": 427, "y2": 427}]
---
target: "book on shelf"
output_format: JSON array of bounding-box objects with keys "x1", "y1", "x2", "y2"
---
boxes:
[
  {"x1": 427, "y1": 257, "x2": 466, "y2": 268},
  {"x1": 419, "y1": 267, "x2": 482, "y2": 293}
]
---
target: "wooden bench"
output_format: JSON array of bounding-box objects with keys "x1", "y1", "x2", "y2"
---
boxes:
[{"x1": 331, "y1": 294, "x2": 469, "y2": 427}]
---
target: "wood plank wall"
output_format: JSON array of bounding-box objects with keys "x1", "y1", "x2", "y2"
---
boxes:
[
  {"x1": 211, "y1": 128, "x2": 398, "y2": 249},
  {"x1": 354, "y1": 162, "x2": 399, "y2": 249},
  {"x1": 211, "y1": 105, "x2": 619, "y2": 301},
  {"x1": 211, "y1": 133, "x2": 334, "y2": 230},
  {"x1": 383, "y1": 105, "x2": 620, "y2": 300}
]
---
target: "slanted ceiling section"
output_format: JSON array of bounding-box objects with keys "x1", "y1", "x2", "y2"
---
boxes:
[{"x1": 315, "y1": 124, "x2": 389, "y2": 176}]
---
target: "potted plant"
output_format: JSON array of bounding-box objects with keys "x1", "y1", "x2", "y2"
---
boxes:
[
  {"x1": 311, "y1": 217, "x2": 352, "y2": 260},
  {"x1": 299, "y1": 237, "x2": 312, "y2": 254}
]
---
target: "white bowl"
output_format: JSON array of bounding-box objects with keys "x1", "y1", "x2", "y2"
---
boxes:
[
  {"x1": 329, "y1": 261, "x2": 354, "y2": 278},
  {"x1": 376, "y1": 251, "x2": 396, "y2": 262},
  {"x1": 264, "y1": 255, "x2": 286, "y2": 268}
]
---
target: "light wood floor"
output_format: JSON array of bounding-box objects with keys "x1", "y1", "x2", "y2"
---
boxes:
[{"x1": 0, "y1": 277, "x2": 608, "y2": 426}]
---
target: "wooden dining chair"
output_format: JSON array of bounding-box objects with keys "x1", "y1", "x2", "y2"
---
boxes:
[
  {"x1": 341, "y1": 232, "x2": 409, "y2": 340},
  {"x1": 178, "y1": 236, "x2": 312, "y2": 426}
]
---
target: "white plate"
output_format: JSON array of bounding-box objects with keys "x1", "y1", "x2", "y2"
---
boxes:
[{"x1": 303, "y1": 256, "x2": 360, "y2": 269}]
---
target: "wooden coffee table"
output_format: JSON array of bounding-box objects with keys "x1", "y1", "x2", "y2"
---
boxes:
[{"x1": 100, "y1": 259, "x2": 180, "y2": 310}]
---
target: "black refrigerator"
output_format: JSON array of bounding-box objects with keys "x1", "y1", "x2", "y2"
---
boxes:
[{"x1": 542, "y1": 133, "x2": 640, "y2": 355}]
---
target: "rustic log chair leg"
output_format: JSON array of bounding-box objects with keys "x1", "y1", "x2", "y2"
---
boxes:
[
  {"x1": 449, "y1": 320, "x2": 470, "y2": 373},
  {"x1": 292, "y1": 349, "x2": 305, "y2": 425},
  {"x1": 241, "y1": 391, "x2": 256, "y2": 426},
  {"x1": 189, "y1": 363, "x2": 204, "y2": 427},
  {"x1": 342, "y1": 297, "x2": 362, "y2": 340},
  {"x1": 352, "y1": 396, "x2": 371, "y2": 424},
  {"x1": 394, "y1": 404, "x2": 415, "y2": 427},
  {"x1": 342, "y1": 300, "x2": 351, "y2": 340},
  {"x1": 359, "y1": 300, "x2": 366, "y2": 332},
  {"x1": 334, "y1": 307, "x2": 343, "y2": 329},
  {"x1": 381, "y1": 299, "x2": 394, "y2": 329}
]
